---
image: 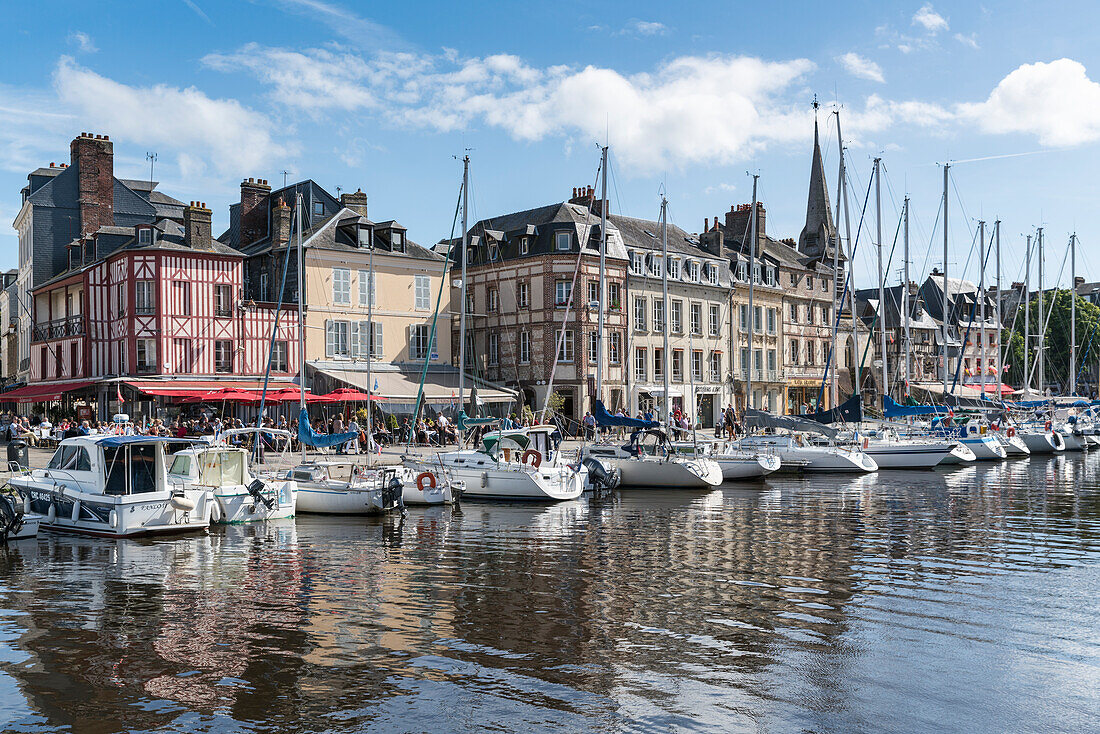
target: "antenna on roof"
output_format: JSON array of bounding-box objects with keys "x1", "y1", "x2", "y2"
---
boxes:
[
  {"x1": 335, "y1": 186, "x2": 342, "y2": 198},
  {"x1": 146, "y1": 152, "x2": 157, "y2": 192},
  {"x1": 281, "y1": 170, "x2": 290, "y2": 187}
]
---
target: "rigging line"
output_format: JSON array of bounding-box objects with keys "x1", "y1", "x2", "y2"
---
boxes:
[
  {"x1": 1028, "y1": 238, "x2": 1072, "y2": 383},
  {"x1": 917, "y1": 192, "x2": 944, "y2": 285}
]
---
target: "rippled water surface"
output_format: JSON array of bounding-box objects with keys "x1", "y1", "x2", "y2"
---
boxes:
[{"x1": 0, "y1": 455, "x2": 1098, "y2": 733}]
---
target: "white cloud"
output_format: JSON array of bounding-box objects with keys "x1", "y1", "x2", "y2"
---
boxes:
[
  {"x1": 271, "y1": 0, "x2": 405, "y2": 49},
  {"x1": 53, "y1": 56, "x2": 290, "y2": 174},
  {"x1": 67, "y1": 31, "x2": 97, "y2": 53},
  {"x1": 621, "y1": 20, "x2": 667, "y2": 36},
  {"x1": 837, "y1": 52, "x2": 885, "y2": 83},
  {"x1": 956, "y1": 58, "x2": 1100, "y2": 146},
  {"x1": 913, "y1": 4, "x2": 948, "y2": 33},
  {"x1": 954, "y1": 32, "x2": 980, "y2": 49}
]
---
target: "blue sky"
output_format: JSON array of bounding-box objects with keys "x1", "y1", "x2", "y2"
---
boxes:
[{"x1": 4, "y1": 0, "x2": 1100, "y2": 289}]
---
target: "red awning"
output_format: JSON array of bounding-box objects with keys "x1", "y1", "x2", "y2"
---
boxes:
[
  {"x1": 123, "y1": 379, "x2": 299, "y2": 399},
  {"x1": 0, "y1": 379, "x2": 98, "y2": 402}
]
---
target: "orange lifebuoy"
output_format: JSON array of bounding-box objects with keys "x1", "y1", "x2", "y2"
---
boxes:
[
  {"x1": 415, "y1": 471, "x2": 436, "y2": 492},
  {"x1": 1045, "y1": 420, "x2": 1052, "y2": 432},
  {"x1": 1007, "y1": 427, "x2": 1016, "y2": 438},
  {"x1": 521, "y1": 449, "x2": 542, "y2": 469}
]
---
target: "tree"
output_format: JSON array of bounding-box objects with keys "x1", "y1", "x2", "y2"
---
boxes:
[{"x1": 1003, "y1": 289, "x2": 1100, "y2": 393}]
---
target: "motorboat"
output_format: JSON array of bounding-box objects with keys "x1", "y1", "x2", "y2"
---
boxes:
[
  {"x1": 396, "y1": 457, "x2": 464, "y2": 506},
  {"x1": 581, "y1": 428, "x2": 723, "y2": 489},
  {"x1": 738, "y1": 434, "x2": 877, "y2": 473},
  {"x1": 9, "y1": 435, "x2": 214, "y2": 538},
  {"x1": 167, "y1": 440, "x2": 297, "y2": 523},
  {"x1": 670, "y1": 439, "x2": 781, "y2": 481},
  {"x1": 289, "y1": 461, "x2": 406, "y2": 515},
  {"x1": 435, "y1": 425, "x2": 585, "y2": 501}
]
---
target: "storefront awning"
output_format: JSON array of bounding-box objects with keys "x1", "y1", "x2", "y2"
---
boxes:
[
  {"x1": 123, "y1": 379, "x2": 299, "y2": 398},
  {"x1": 312, "y1": 364, "x2": 515, "y2": 404},
  {"x1": 0, "y1": 379, "x2": 98, "y2": 402}
]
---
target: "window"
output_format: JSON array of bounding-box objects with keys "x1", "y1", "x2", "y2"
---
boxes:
[
  {"x1": 555, "y1": 280, "x2": 572, "y2": 307},
  {"x1": 822, "y1": 278, "x2": 829, "y2": 293},
  {"x1": 333, "y1": 268, "x2": 351, "y2": 305},
  {"x1": 671, "y1": 300, "x2": 682, "y2": 333},
  {"x1": 609, "y1": 331, "x2": 621, "y2": 364},
  {"x1": 692, "y1": 350, "x2": 703, "y2": 381},
  {"x1": 790, "y1": 303, "x2": 799, "y2": 323},
  {"x1": 272, "y1": 341, "x2": 289, "y2": 372},
  {"x1": 519, "y1": 237, "x2": 529, "y2": 256},
  {"x1": 135, "y1": 280, "x2": 155, "y2": 315},
  {"x1": 587, "y1": 280, "x2": 600, "y2": 307},
  {"x1": 635, "y1": 347, "x2": 647, "y2": 381},
  {"x1": 668, "y1": 257, "x2": 681, "y2": 279},
  {"x1": 588, "y1": 331, "x2": 599, "y2": 363},
  {"x1": 754, "y1": 348, "x2": 763, "y2": 372},
  {"x1": 357, "y1": 226, "x2": 370, "y2": 247},
  {"x1": 690, "y1": 303, "x2": 702, "y2": 335},
  {"x1": 753, "y1": 306, "x2": 763, "y2": 333},
  {"x1": 259, "y1": 273, "x2": 269, "y2": 301},
  {"x1": 689, "y1": 261, "x2": 700, "y2": 282},
  {"x1": 767, "y1": 349, "x2": 777, "y2": 372},
  {"x1": 174, "y1": 338, "x2": 192, "y2": 373},
  {"x1": 737, "y1": 261, "x2": 748, "y2": 282},
  {"x1": 214, "y1": 340, "x2": 233, "y2": 373},
  {"x1": 137, "y1": 228, "x2": 152, "y2": 245},
  {"x1": 555, "y1": 232, "x2": 571, "y2": 251},
  {"x1": 790, "y1": 273, "x2": 797, "y2": 287},
  {"x1": 739, "y1": 304, "x2": 749, "y2": 332},
  {"x1": 410, "y1": 324, "x2": 433, "y2": 360},
  {"x1": 517, "y1": 281, "x2": 530, "y2": 308},
  {"x1": 634, "y1": 297, "x2": 647, "y2": 331},
  {"x1": 806, "y1": 275, "x2": 814, "y2": 290},
  {"x1": 740, "y1": 347, "x2": 749, "y2": 375},
  {"x1": 752, "y1": 263, "x2": 762, "y2": 285},
  {"x1": 488, "y1": 243, "x2": 499, "y2": 261},
  {"x1": 631, "y1": 251, "x2": 644, "y2": 275},
  {"x1": 354, "y1": 270, "x2": 374, "y2": 308},
  {"x1": 672, "y1": 349, "x2": 684, "y2": 381},
  {"x1": 488, "y1": 333, "x2": 499, "y2": 365},
  {"x1": 325, "y1": 319, "x2": 350, "y2": 357},
  {"x1": 654, "y1": 347, "x2": 664, "y2": 379},
  {"x1": 558, "y1": 330, "x2": 575, "y2": 362},
  {"x1": 392, "y1": 231, "x2": 405, "y2": 252},
  {"x1": 649, "y1": 255, "x2": 663, "y2": 277},
  {"x1": 608, "y1": 282, "x2": 621, "y2": 311},
  {"x1": 806, "y1": 340, "x2": 815, "y2": 365},
  {"x1": 821, "y1": 304, "x2": 829, "y2": 324},
  {"x1": 313, "y1": 200, "x2": 324, "y2": 216},
  {"x1": 136, "y1": 339, "x2": 156, "y2": 373},
  {"x1": 708, "y1": 263, "x2": 719, "y2": 285},
  {"x1": 488, "y1": 287, "x2": 499, "y2": 312},
  {"x1": 48, "y1": 445, "x2": 91, "y2": 472},
  {"x1": 709, "y1": 305, "x2": 721, "y2": 337},
  {"x1": 709, "y1": 352, "x2": 722, "y2": 381},
  {"x1": 653, "y1": 300, "x2": 665, "y2": 332},
  {"x1": 215, "y1": 285, "x2": 233, "y2": 317},
  {"x1": 766, "y1": 308, "x2": 777, "y2": 335},
  {"x1": 465, "y1": 291, "x2": 475, "y2": 315},
  {"x1": 791, "y1": 339, "x2": 800, "y2": 364},
  {"x1": 519, "y1": 331, "x2": 530, "y2": 364},
  {"x1": 765, "y1": 265, "x2": 776, "y2": 286},
  {"x1": 172, "y1": 281, "x2": 191, "y2": 316},
  {"x1": 414, "y1": 275, "x2": 431, "y2": 310},
  {"x1": 355, "y1": 321, "x2": 383, "y2": 358}
]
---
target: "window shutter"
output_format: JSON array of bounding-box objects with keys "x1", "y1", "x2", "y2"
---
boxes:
[
  {"x1": 325, "y1": 320, "x2": 334, "y2": 357},
  {"x1": 350, "y1": 321, "x2": 360, "y2": 358}
]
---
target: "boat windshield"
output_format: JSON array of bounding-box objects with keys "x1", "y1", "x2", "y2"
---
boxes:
[
  {"x1": 196, "y1": 451, "x2": 246, "y2": 487},
  {"x1": 47, "y1": 445, "x2": 91, "y2": 472},
  {"x1": 169, "y1": 454, "x2": 192, "y2": 477}
]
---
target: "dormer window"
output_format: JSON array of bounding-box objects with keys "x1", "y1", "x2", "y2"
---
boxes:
[
  {"x1": 313, "y1": 201, "x2": 324, "y2": 216},
  {"x1": 357, "y1": 226, "x2": 370, "y2": 247},
  {"x1": 667, "y1": 257, "x2": 681, "y2": 279},
  {"x1": 137, "y1": 228, "x2": 152, "y2": 245},
  {"x1": 631, "y1": 251, "x2": 644, "y2": 275},
  {"x1": 709, "y1": 263, "x2": 720, "y2": 285},
  {"x1": 488, "y1": 243, "x2": 500, "y2": 261},
  {"x1": 519, "y1": 237, "x2": 529, "y2": 255},
  {"x1": 765, "y1": 264, "x2": 775, "y2": 286},
  {"x1": 737, "y1": 261, "x2": 748, "y2": 282},
  {"x1": 688, "y1": 261, "x2": 700, "y2": 282},
  {"x1": 392, "y1": 231, "x2": 404, "y2": 252},
  {"x1": 555, "y1": 232, "x2": 571, "y2": 251}
]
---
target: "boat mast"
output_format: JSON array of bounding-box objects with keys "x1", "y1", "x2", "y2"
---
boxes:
[
  {"x1": 903, "y1": 196, "x2": 911, "y2": 395},
  {"x1": 979, "y1": 220, "x2": 986, "y2": 399},
  {"x1": 1038, "y1": 226, "x2": 1044, "y2": 394},
  {"x1": 995, "y1": 220, "x2": 1001, "y2": 396},
  {"x1": 942, "y1": 163, "x2": 950, "y2": 394},
  {"x1": 296, "y1": 194, "x2": 307, "y2": 460},
  {"x1": 457, "y1": 155, "x2": 469, "y2": 436},
  {"x1": 747, "y1": 174, "x2": 758, "y2": 412},
  {"x1": 661, "y1": 195, "x2": 671, "y2": 429},
  {"x1": 1024, "y1": 233, "x2": 1031, "y2": 392},
  {"x1": 596, "y1": 145, "x2": 608, "y2": 408},
  {"x1": 830, "y1": 110, "x2": 844, "y2": 409},
  {"x1": 366, "y1": 224, "x2": 375, "y2": 460},
  {"x1": 1071, "y1": 232, "x2": 1077, "y2": 394},
  {"x1": 874, "y1": 157, "x2": 886, "y2": 403},
  {"x1": 841, "y1": 137, "x2": 857, "y2": 403}
]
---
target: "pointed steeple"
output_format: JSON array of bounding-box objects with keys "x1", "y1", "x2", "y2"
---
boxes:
[{"x1": 797, "y1": 102, "x2": 837, "y2": 262}]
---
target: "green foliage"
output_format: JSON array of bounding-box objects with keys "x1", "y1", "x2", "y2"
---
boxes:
[
  {"x1": 1003, "y1": 289, "x2": 1100, "y2": 391},
  {"x1": 545, "y1": 391, "x2": 566, "y2": 418}
]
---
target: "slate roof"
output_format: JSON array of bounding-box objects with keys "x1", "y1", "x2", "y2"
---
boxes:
[{"x1": 260, "y1": 207, "x2": 442, "y2": 262}]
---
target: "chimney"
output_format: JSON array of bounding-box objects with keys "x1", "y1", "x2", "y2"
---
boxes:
[
  {"x1": 568, "y1": 183, "x2": 609, "y2": 218},
  {"x1": 239, "y1": 177, "x2": 272, "y2": 246},
  {"x1": 70, "y1": 132, "x2": 114, "y2": 237},
  {"x1": 184, "y1": 202, "x2": 213, "y2": 251},
  {"x1": 271, "y1": 197, "x2": 292, "y2": 245},
  {"x1": 724, "y1": 201, "x2": 766, "y2": 252},
  {"x1": 1075, "y1": 275, "x2": 1085, "y2": 288},
  {"x1": 340, "y1": 188, "x2": 369, "y2": 217}
]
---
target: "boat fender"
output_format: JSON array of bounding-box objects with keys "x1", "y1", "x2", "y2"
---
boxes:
[
  {"x1": 109, "y1": 510, "x2": 118, "y2": 529},
  {"x1": 415, "y1": 471, "x2": 437, "y2": 492},
  {"x1": 23, "y1": 495, "x2": 31, "y2": 515},
  {"x1": 521, "y1": 449, "x2": 542, "y2": 469},
  {"x1": 480, "y1": 472, "x2": 488, "y2": 488},
  {"x1": 46, "y1": 503, "x2": 56, "y2": 523},
  {"x1": 209, "y1": 502, "x2": 222, "y2": 524},
  {"x1": 1045, "y1": 421, "x2": 1052, "y2": 432},
  {"x1": 862, "y1": 437, "x2": 869, "y2": 450},
  {"x1": 169, "y1": 492, "x2": 196, "y2": 512},
  {"x1": 71, "y1": 501, "x2": 81, "y2": 522}
]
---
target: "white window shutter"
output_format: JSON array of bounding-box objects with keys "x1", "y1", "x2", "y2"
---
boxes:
[
  {"x1": 325, "y1": 320, "x2": 334, "y2": 357},
  {"x1": 374, "y1": 322, "x2": 383, "y2": 358}
]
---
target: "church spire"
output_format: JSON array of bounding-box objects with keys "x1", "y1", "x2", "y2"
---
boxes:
[{"x1": 797, "y1": 98, "x2": 836, "y2": 261}]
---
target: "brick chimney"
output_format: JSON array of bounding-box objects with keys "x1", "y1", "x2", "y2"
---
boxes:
[
  {"x1": 340, "y1": 188, "x2": 369, "y2": 217},
  {"x1": 724, "y1": 202, "x2": 766, "y2": 252},
  {"x1": 239, "y1": 177, "x2": 271, "y2": 246},
  {"x1": 568, "y1": 184, "x2": 609, "y2": 218},
  {"x1": 1075, "y1": 275, "x2": 1085, "y2": 288},
  {"x1": 271, "y1": 197, "x2": 292, "y2": 245},
  {"x1": 70, "y1": 132, "x2": 114, "y2": 237},
  {"x1": 184, "y1": 202, "x2": 213, "y2": 251}
]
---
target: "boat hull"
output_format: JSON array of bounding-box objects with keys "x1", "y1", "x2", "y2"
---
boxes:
[
  {"x1": 1020, "y1": 431, "x2": 1064, "y2": 454},
  {"x1": 435, "y1": 451, "x2": 584, "y2": 501},
  {"x1": 211, "y1": 480, "x2": 296, "y2": 523},
  {"x1": 862, "y1": 442, "x2": 954, "y2": 469},
  {"x1": 714, "y1": 455, "x2": 781, "y2": 481},
  {"x1": 962, "y1": 437, "x2": 1008, "y2": 460},
  {"x1": 610, "y1": 457, "x2": 724, "y2": 488},
  {"x1": 940, "y1": 443, "x2": 977, "y2": 464}
]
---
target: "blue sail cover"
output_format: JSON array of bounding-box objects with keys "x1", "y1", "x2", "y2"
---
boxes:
[
  {"x1": 883, "y1": 395, "x2": 952, "y2": 418},
  {"x1": 594, "y1": 400, "x2": 659, "y2": 429},
  {"x1": 297, "y1": 407, "x2": 357, "y2": 448},
  {"x1": 801, "y1": 394, "x2": 863, "y2": 424}
]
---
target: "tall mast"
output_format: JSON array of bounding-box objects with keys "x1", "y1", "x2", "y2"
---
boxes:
[
  {"x1": 842, "y1": 139, "x2": 857, "y2": 401},
  {"x1": 903, "y1": 196, "x2": 911, "y2": 394},
  {"x1": 365, "y1": 225, "x2": 375, "y2": 459},
  {"x1": 874, "y1": 158, "x2": 886, "y2": 403},
  {"x1": 979, "y1": 220, "x2": 986, "y2": 399},
  {"x1": 747, "y1": 174, "x2": 759, "y2": 411},
  {"x1": 296, "y1": 194, "x2": 306, "y2": 408},
  {"x1": 661, "y1": 195, "x2": 671, "y2": 426},
  {"x1": 596, "y1": 145, "x2": 608, "y2": 407},
  {"x1": 1038, "y1": 227, "x2": 1044, "y2": 394},
  {"x1": 457, "y1": 155, "x2": 469, "y2": 424},
  {"x1": 1071, "y1": 232, "x2": 1077, "y2": 394},
  {"x1": 942, "y1": 163, "x2": 950, "y2": 394},
  {"x1": 1024, "y1": 234, "x2": 1031, "y2": 392},
  {"x1": 994, "y1": 220, "x2": 1001, "y2": 394},
  {"x1": 830, "y1": 111, "x2": 844, "y2": 408}
]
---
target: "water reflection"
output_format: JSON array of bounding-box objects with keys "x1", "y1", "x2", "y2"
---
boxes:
[{"x1": 0, "y1": 455, "x2": 1097, "y2": 732}]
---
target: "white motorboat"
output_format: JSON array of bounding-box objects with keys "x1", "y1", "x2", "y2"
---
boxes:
[
  {"x1": 9, "y1": 435, "x2": 214, "y2": 538},
  {"x1": 582, "y1": 429, "x2": 723, "y2": 489},
  {"x1": 739, "y1": 434, "x2": 878, "y2": 473},
  {"x1": 396, "y1": 458, "x2": 463, "y2": 505},
  {"x1": 436, "y1": 425, "x2": 585, "y2": 501},
  {"x1": 167, "y1": 441, "x2": 296, "y2": 523},
  {"x1": 289, "y1": 461, "x2": 406, "y2": 515}
]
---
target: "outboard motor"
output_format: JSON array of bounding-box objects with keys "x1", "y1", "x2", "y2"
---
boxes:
[
  {"x1": 380, "y1": 469, "x2": 404, "y2": 512},
  {"x1": 0, "y1": 490, "x2": 26, "y2": 543},
  {"x1": 582, "y1": 457, "x2": 620, "y2": 491},
  {"x1": 246, "y1": 479, "x2": 275, "y2": 510}
]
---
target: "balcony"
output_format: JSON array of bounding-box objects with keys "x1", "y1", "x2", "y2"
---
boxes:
[
  {"x1": 215, "y1": 307, "x2": 233, "y2": 318},
  {"x1": 32, "y1": 315, "x2": 84, "y2": 342}
]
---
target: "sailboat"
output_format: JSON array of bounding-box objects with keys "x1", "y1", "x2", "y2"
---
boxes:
[{"x1": 431, "y1": 156, "x2": 585, "y2": 501}]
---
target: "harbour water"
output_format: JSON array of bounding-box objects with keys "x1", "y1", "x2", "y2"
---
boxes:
[{"x1": 0, "y1": 455, "x2": 1097, "y2": 733}]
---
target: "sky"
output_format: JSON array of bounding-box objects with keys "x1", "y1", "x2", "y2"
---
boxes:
[{"x1": 4, "y1": 0, "x2": 1100, "y2": 290}]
